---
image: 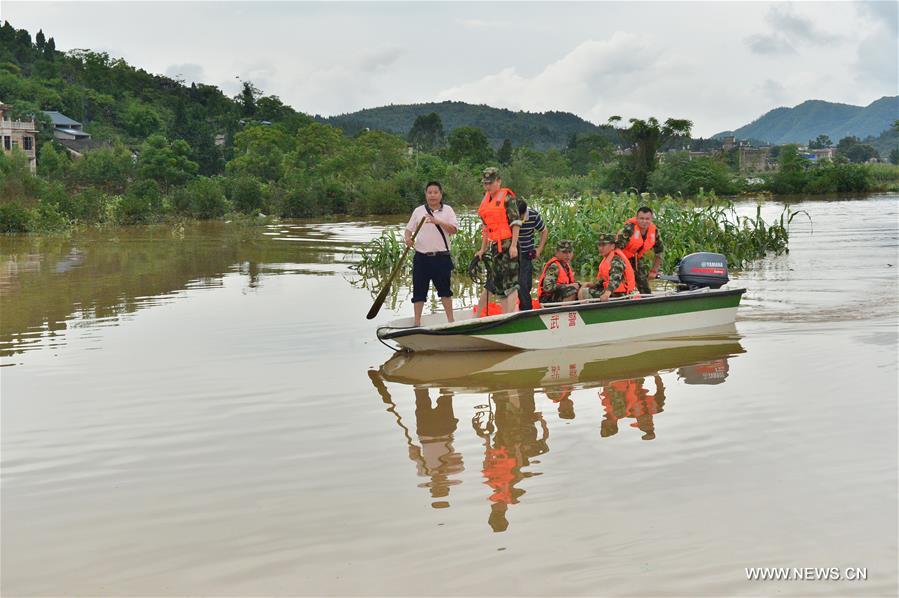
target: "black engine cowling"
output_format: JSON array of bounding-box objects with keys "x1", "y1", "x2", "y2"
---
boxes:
[{"x1": 660, "y1": 252, "x2": 729, "y2": 290}]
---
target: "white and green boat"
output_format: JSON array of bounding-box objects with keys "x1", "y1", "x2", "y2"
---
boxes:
[
  {"x1": 377, "y1": 287, "x2": 744, "y2": 352},
  {"x1": 376, "y1": 252, "x2": 744, "y2": 352}
]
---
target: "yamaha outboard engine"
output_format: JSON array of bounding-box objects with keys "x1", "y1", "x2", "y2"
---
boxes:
[{"x1": 659, "y1": 252, "x2": 729, "y2": 290}]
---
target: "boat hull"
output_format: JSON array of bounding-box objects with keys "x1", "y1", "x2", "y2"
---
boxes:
[{"x1": 377, "y1": 288, "x2": 745, "y2": 352}]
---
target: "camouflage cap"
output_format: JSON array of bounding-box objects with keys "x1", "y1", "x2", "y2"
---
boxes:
[
  {"x1": 556, "y1": 239, "x2": 574, "y2": 252},
  {"x1": 597, "y1": 233, "x2": 617, "y2": 245},
  {"x1": 481, "y1": 167, "x2": 500, "y2": 184}
]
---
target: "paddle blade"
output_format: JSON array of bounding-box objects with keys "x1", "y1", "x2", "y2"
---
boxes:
[{"x1": 366, "y1": 282, "x2": 391, "y2": 320}]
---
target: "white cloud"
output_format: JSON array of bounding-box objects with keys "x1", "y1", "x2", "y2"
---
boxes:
[
  {"x1": 856, "y1": 0, "x2": 898, "y2": 34},
  {"x1": 165, "y1": 63, "x2": 206, "y2": 85},
  {"x1": 358, "y1": 47, "x2": 404, "y2": 73},
  {"x1": 756, "y1": 79, "x2": 790, "y2": 106},
  {"x1": 437, "y1": 32, "x2": 663, "y2": 121},
  {"x1": 746, "y1": 34, "x2": 796, "y2": 55},
  {"x1": 278, "y1": 46, "x2": 406, "y2": 115},
  {"x1": 746, "y1": 5, "x2": 842, "y2": 56},
  {"x1": 767, "y1": 5, "x2": 841, "y2": 44},
  {"x1": 854, "y1": 1, "x2": 899, "y2": 88},
  {"x1": 460, "y1": 19, "x2": 488, "y2": 29}
]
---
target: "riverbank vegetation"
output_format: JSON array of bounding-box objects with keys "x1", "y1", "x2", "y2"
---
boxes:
[{"x1": 1, "y1": 20, "x2": 898, "y2": 234}]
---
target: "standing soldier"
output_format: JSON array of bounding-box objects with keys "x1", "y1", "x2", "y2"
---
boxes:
[
  {"x1": 536, "y1": 240, "x2": 580, "y2": 304},
  {"x1": 617, "y1": 206, "x2": 664, "y2": 295},
  {"x1": 579, "y1": 233, "x2": 636, "y2": 301},
  {"x1": 475, "y1": 167, "x2": 521, "y2": 315},
  {"x1": 516, "y1": 199, "x2": 548, "y2": 311}
]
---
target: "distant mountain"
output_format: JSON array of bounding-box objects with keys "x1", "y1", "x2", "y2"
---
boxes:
[
  {"x1": 318, "y1": 101, "x2": 616, "y2": 150},
  {"x1": 715, "y1": 96, "x2": 898, "y2": 145}
]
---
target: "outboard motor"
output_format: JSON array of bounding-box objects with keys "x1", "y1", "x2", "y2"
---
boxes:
[{"x1": 659, "y1": 252, "x2": 729, "y2": 290}]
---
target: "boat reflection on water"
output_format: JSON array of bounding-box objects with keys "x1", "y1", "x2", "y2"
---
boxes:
[{"x1": 368, "y1": 325, "x2": 745, "y2": 532}]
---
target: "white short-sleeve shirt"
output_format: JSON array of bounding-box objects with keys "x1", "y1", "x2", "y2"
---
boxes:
[{"x1": 406, "y1": 203, "x2": 457, "y2": 253}]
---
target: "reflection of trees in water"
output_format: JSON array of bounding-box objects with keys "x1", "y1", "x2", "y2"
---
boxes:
[{"x1": 0, "y1": 223, "x2": 340, "y2": 359}]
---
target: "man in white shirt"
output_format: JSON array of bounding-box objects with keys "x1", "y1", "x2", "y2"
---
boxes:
[{"x1": 404, "y1": 181, "x2": 458, "y2": 327}]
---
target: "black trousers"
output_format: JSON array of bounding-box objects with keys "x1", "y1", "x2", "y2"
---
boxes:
[
  {"x1": 518, "y1": 254, "x2": 534, "y2": 310},
  {"x1": 412, "y1": 253, "x2": 453, "y2": 302}
]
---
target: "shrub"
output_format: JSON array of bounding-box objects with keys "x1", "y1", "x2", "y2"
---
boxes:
[
  {"x1": 0, "y1": 201, "x2": 33, "y2": 232},
  {"x1": 186, "y1": 176, "x2": 229, "y2": 219},
  {"x1": 279, "y1": 186, "x2": 317, "y2": 218},
  {"x1": 75, "y1": 188, "x2": 116, "y2": 223},
  {"x1": 32, "y1": 201, "x2": 68, "y2": 231},
  {"x1": 227, "y1": 175, "x2": 264, "y2": 214},
  {"x1": 649, "y1": 153, "x2": 739, "y2": 196},
  {"x1": 116, "y1": 192, "x2": 154, "y2": 224}
]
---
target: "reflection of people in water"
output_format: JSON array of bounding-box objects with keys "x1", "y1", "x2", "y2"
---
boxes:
[
  {"x1": 473, "y1": 388, "x2": 549, "y2": 532},
  {"x1": 544, "y1": 385, "x2": 576, "y2": 420},
  {"x1": 367, "y1": 370, "x2": 465, "y2": 510},
  {"x1": 599, "y1": 375, "x2": 667, "y2": 440},
  {"x1": 410, "y1": 387, "x2": 464, "y2": 508}
]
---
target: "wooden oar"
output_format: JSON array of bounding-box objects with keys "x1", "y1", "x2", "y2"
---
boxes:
[{"x1": 366, "y1": 216, "x2": 426, "y2": 320}]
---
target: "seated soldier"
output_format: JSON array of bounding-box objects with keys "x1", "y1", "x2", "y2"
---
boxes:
[
  {"x1": 578, "y1": 233, "x2": 637, "y2": 302},
  {"x1": 536, "y1": 240, "x2": 580, "y2": 304}
]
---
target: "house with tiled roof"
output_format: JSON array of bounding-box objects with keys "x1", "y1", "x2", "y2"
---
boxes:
[{"x1": 44, "y1": 110, "x2": 98, "y2": 157}]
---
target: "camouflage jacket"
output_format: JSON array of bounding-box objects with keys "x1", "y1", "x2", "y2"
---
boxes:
[
  {"x1": 617, "y1": 222, "x2": 664, "y2": 257},
  {"x1": 597, "y1": 254, "x2": 628, "y2": 292},
  {"x1": 541, "y1": 261, "x2": 575, "y2": 294}
]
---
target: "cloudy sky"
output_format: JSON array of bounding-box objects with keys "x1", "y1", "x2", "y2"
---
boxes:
[{"x1": 5, "y1": 1, "x2": 897, "y2": 136}]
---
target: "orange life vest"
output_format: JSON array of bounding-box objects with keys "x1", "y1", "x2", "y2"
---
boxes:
[
  {"x1": 477, "y1": 188, "x2": 515, "y2": 252},
  {"x1": 596, "y1": 249, "x2": 636, "y2": 294},
  {"x1": 602, "y1": 379, "x2": 642, "y2": 419},
  {"x1": 621, "y1": 217, "x2": 657, "y2": 259},
  {"x1": 483, "y1": 446, "x2": 516, "y2": 504},
  {"x1": 536, "y1": 257, "x2": 573, "y2": 298}
]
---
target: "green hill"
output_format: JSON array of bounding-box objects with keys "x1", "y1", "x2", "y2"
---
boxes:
[
  {"x1": 319, "y1": 101, "x2": 617, "y2": 150},
  {"x1": 715, "y1": 96, "x2": 898, "y2": 145}
]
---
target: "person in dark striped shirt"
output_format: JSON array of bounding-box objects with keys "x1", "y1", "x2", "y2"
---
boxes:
[{"x1": 517, "y1": 200, "x2": 548, "y2": 310}]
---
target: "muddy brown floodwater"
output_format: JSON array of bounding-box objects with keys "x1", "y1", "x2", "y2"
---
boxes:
[{"x1": 1, "y1": 195, "x2": 896, "y2": 596}]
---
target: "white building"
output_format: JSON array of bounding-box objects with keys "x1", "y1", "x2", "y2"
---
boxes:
[{"x1": 0, "y1": 101, "x2": 38, "y2": 172}]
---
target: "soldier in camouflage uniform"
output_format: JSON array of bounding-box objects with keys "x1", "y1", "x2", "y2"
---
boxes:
[
  {"x1": 579, "y1": 234, "x2": 637, "y2": 301},
  {"x1": 537, "y1": 240, "x2": 581, "y2": 304},
  {"x1": 476, "y1": 167, "x2": 522, "y2": 315},
  {"x1": 617, "y1": 207, "x2": 664, "y2": 295}
]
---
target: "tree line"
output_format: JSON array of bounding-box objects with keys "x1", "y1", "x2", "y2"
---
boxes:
[{"x1": 1, "y1": 21, "x2": 897, "y2": 233}]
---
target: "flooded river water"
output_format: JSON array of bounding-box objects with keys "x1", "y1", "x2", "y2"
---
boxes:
[{"x1": 1, "y1": 195, "x2": 897, "y2": 596}]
